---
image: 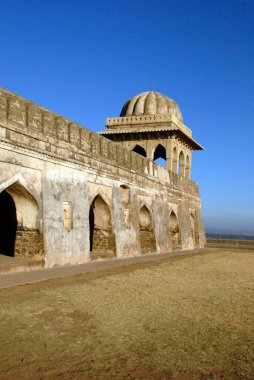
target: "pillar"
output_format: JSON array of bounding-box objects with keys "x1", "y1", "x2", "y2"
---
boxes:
[
  {"x1": 166, "y1": 140, "x2": 173, "y2": 171},
  {"x1": 146, "y1": 142, "x2": 154, "y2": 161}
]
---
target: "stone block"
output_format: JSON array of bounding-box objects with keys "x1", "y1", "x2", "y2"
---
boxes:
[
  {"x1": 108, "y1": 142, "x2": 116, "y2": 161},
  {"x1": 90, "y1": 135, "x2": 100, "y2": 155},
  {"x1": 56, "y1": 117, "x2": 69, "y2": 142},
  {"x1": 28, "y1": 104, "x2": 43, "y2": 131},
  {"x1": 8, "y1": 97, "x2": 27, "y2": 126},
  {"x1": 80, "y1": 128, "x2": 91, "y2": 153},
  {"x1": 43, "y1": 111, "x2": 56, "y2": 136},
  {"x1": 100, "y1": 138, "x2": 108, "y2": 159},
  {"x1": 69, "y1": 123, "x2": 81, "y2": 147},
  {"x1": 0, "y1": 91, "x2": 8, "y2": 120}
]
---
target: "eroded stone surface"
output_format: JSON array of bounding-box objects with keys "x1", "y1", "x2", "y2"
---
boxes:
[{"x1": 0, "y1": 87, "x2": 206, "y2": 267}]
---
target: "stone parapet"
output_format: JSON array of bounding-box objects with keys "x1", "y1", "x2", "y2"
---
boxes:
[
  {"x1": 0, "y1": 87, "x2": 199, "y2": 197},
  {"x1": 106, "y1": 114, "x2": 192, "y2": 137}
]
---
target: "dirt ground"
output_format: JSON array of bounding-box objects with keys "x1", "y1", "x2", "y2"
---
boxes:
[{"x1": 0, "y1": 249, "x2": 253, "y2": 380}]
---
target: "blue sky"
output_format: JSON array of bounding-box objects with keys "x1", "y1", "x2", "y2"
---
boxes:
[{"x1": 1, "y1": 0, "x2": 254, "y2": 234}]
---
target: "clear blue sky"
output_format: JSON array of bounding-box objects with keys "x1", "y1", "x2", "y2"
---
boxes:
[{"x1": 1, "y1": 0, "x2": 254, "y2": 235}]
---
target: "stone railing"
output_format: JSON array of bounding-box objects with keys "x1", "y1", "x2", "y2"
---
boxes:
[
  {"x1": 0, "y1": 87, "x2": 199, "y2": 196},
  {"x1": 106, "y1": 113, "x2": 192, "y2": 137}
]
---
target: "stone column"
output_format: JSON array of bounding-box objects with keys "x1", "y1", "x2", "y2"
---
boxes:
[
  {"x1": 146, "y1": 141, "x2": 155, "y2": 161},
  {"x1": 188, "y1": 153, "x2": 192, "y2": 179},
  {"x1": 166, "y1": 139, "x2": 173, "y2": 171},
  {"x1": 179, "y1": 152, "x2": 185, "y2": 177},
  {"x1": 184, "y1": 151, "x2": 192, "y2": 179},
  {"x1": 172, "y1": 145, "x2": 179, "y2": 174}
]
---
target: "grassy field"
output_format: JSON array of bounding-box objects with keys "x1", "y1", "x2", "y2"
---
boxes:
[{"x1": 0, "y1": 249, "x2": 253, "y2": 380}]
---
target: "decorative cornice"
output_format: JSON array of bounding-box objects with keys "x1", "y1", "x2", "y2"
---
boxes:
[
  {"x1": 106, "y1": 113, "x2": 192, "y2": 137},
  {"x1": 99, "y1": 128, "x2": 204, "y2": 151}
]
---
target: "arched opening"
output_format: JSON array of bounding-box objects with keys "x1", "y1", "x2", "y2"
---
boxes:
[
  {"x1": 89, "y1": 195, "x2": 116, "y2": 260},
  {"x1": 169, "y1": 211, "x2": 181, "y2": 250},
  {"x1": 0, "y1": 191, "x2": 17, "y2": 256},
  {"x1": 190, "y1": 213, "x2": 199, "y2": 248},
  {"x1": 172, "y1": 147, "x2": 178, "y2": 173},
  {"x1": 139, "y1": 205, "x2": 156, "y2": 254},
  {"x1": 132, "y1": 145, "x2": 147, "y2": 157},
  {"x1": 153, "y1": 144, "x2": 167, "y2": 167},
  {"x1": 185, "y1": 155, "x2": 190, "y2": 179},
  {"x1": 0, "y1": 181, "x2": 43, "y2": 258},
  {"x1": 178, "y1": 151, "x2": 185, "y2": 176}
]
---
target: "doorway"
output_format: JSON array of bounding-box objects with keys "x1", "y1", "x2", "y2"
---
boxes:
[{"x1": 0, "y1": 191, "x2": 17, "y2": 256}]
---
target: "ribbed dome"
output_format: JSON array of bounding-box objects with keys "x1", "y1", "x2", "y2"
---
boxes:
[{"x1": 120, "y1": 91, "x2": 183, "y2": 121}]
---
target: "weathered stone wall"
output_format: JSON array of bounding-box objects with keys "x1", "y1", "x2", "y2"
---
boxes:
[
  {"x1": 15, "y1": 230, "x2": 44, "y2": 258},
  {"x1": 0, "y1": 87, "x2": 206, "y2": 266},
  {"x1": 0, "y1": 88, "x2": 199, "y2": 197},
  {"x1": 91, "y1": 228, "x2": 116, "y2": 253},
  {"x1": 139, "y1": 230, "x2": 156, "y2": 254}
]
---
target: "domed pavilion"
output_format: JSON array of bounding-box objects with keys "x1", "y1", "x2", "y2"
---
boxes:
[{"x1": 99, "y1": 91, "x2": 204, "y2": 179}]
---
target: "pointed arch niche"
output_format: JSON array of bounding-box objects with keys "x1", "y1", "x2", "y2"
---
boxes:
[
  {"x1": 178, "y1": 151, "x2": 185, "y2": 176},
  {"x1": 185, "y1": 155, "x2": 190, "y2": 179},
  {"x1": 169, "y1": 210, "x2": 181, "y2": 250},
  {"x1": 139, "y1": 205, "x2": 156, "y2": 254},
  {"x1": 132, "y1": 145, "x2": 147, "y2": 157},
  {"x1": 153, "y1": 144, "x2": 167, "y2": 167},
  {"x1": 89, "y1": 195, "x2": 116, "y2": 260},
  {"x1": 172, "y1": 147, "x2": 178, "y2": 173},
  {"x1": 0, "y1": 181, "x2": 43, "y2": 258}
]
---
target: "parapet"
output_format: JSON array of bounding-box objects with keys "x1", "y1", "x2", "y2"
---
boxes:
[
  {"x1": 106, "y1": 114, "x2": 192, "y2": 137},
  {"x1": 0, "y1": 87, "x2": 199, "y2": 196}
]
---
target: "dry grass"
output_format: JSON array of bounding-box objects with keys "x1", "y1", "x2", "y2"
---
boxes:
[{"x1": 0, "y1": 249, "x2": 253, "y2": 379}]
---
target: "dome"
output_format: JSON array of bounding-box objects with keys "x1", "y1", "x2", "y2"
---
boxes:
[{"x1": 120, "y1": 91, "x2": 183, "y2": 121}]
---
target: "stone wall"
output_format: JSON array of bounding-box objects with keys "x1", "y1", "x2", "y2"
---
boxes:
[
  {"x1": 170, "y1": 231, "x2": 181, "y2": 250},
  {"x1": 139, "y1": 230, "x2": 156, "y2": 254},
  {"x1": 90, "y1": 228, "x2": 116, "y2": 260},
  {"x1": 15, "y1": 230, "x2": 44, "y2": 258},
  {"x1": 0, "y1": 87, "x2": 206, "y2": 266},
  {"x1": 0, "y1": 88, "x2": 199, "y2": 197}
]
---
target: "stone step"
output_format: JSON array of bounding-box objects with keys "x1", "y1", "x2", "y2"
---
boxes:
[
  {"x1": 0, "y1": 255, "x2": 44, "y2": 274},
  {"x1": 90, "y1": 250, "x2": 116, "y2": 261}
]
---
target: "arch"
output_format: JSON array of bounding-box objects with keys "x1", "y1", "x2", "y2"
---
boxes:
[
  {"x1": 153, "y1": 144, "x2": 167, "y2": 167},
  {"x1": 6, "y1": 181, "x2": 40, "y2": 231},
  {"x1": 190, "y1": 212, "x2": 199, "y2": 248},
  {"x1": 0, "y1": 181, "x2": 43, "y2": 258},
  {"x1": 172, "y1": 147, "x2": 178, "y2": 173},
  {"x1": 185, "y1": 155, "x2": 190, "y2": 179},
  {"x1": 0, "y1": 176, "x2": 41, "y2": 211},
  {"x1": 139, "y1": 205, "x2": 156, "y2": 254},
  {"x1": 89, "y1": 195, "x2": 116, "y2": 260},
  {"x1": 0, "y1": 191, "x2": 17, "y2": 256},
  {"x1": 132, "y1": 145, "x2": 147, "y2": 157},
  {"x1": 178, "y1": 151, "x2": 185, "y2": 176},
  {"x1": 169, "y1": 210, "x2": 181, "y2": 250}
]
